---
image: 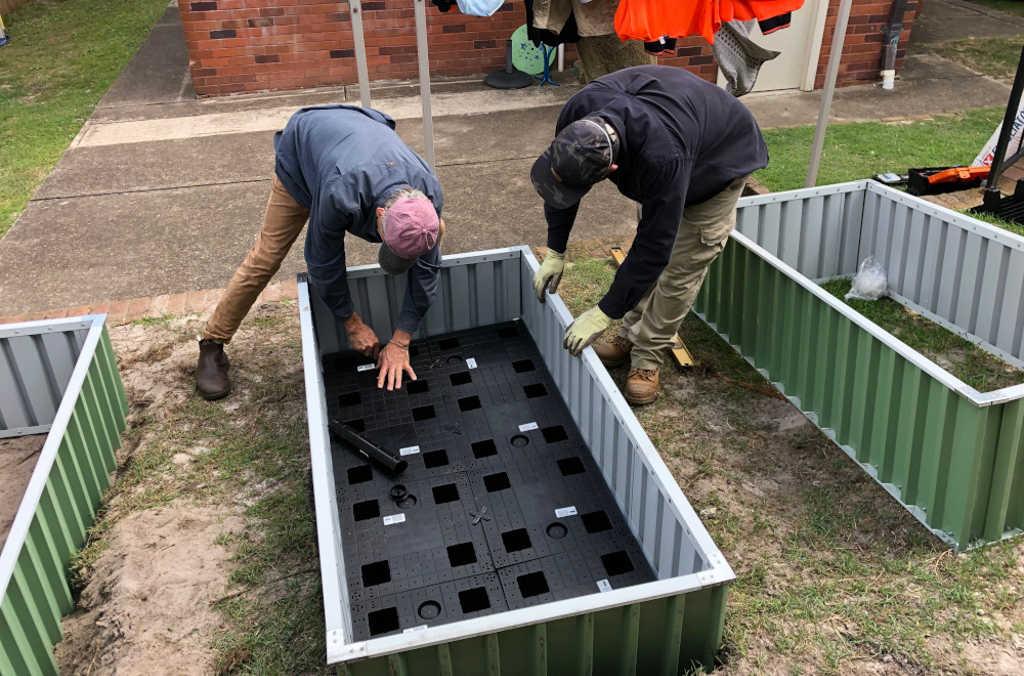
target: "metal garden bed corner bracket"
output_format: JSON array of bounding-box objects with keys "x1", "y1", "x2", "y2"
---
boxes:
[{"x1": 700, "y1": 183, "x2": 1024, "y2": 550}]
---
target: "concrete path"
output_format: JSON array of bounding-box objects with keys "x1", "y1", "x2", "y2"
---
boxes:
[{"x1": 0, "y1": 1, "x2": 1014, "y2": 316}]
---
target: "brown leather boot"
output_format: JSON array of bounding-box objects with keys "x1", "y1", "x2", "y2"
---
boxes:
[
  {"x1": 625, "y1": 368, "x2": 660, "y2": 406},
  {"x1": 196, "y1": 339, "x2": 231, "y2": 400},
  {"x1": 593, "y1": 334, "x2": 632, "y2": 368}
]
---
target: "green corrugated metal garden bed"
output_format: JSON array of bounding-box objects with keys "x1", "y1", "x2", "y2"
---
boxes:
[
  {"x1": 0, "y1": 315, "x2": 127, "y2": 675},
  {"x1": 698, "y1": 181, "x2": 1024, "y2": 551}
]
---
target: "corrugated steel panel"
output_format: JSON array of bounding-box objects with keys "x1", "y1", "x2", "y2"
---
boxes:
[
  {"x1": 298, "y1": 247, "x2": 733, "y2": 673},
  {"x1": 0, "y1": 321, "x2": 91, "y2": 438},
  {"x1": 736, "y1": 182, "x2": 1024, "y2": 371},
  {"x1": 699, "y1": 186, "x2": 1024, "y2": 548},
  {"x1": 0, "y1": 316, "x2": 127, "y2": 675}
]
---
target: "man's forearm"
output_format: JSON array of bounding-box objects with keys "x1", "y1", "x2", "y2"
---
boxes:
[{"x1": 544, "y1": 203, "x2": 580, "y2": 253}]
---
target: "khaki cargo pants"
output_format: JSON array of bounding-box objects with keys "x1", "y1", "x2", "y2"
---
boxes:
[
  {"x1": 621, "y1": 177, "x2": 746, "y2": 370},
  {"x1": 204, "y1": 176, "x2": 309, "y2": 342}
]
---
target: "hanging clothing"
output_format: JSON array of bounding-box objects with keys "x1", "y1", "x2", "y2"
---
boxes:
[
  {"x1": 525, "y1": 0, "x2": 580, "y2": 46},
  {"x1": 712, "y1": 20, "x2": 780, "y2": 96},
  {"x1": 577, "y1": 36, "x2": 655, "y2": 82},
  {"x1": 614, "y1": 0, "x2": 804, "y2": 44},
  {"x1": 533, "y1": 0, "x2": 617, "y2": 38},
  {"x1": 644, "y1": 36, "x2": 677, "y2": 54},
  {"x1": 759, "y1": 12, "x2": 791, "y2": 34}
]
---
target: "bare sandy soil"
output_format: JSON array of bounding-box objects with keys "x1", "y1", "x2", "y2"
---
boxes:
[{"x1": 0, "y1": 434, "x2": 46, "y2": 548}]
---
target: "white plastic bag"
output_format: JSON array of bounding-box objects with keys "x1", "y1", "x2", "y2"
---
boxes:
[
  {"x1": 455, "y1": 0, "x2": 503, "y2": 16},
  {"x1": 845, "y1": 256, "x2": 888, "y2": 301}
]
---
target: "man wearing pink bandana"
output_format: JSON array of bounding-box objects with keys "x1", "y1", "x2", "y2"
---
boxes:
[{"x1": 197, "y1": 105, "x2": 445, "y2": 400}]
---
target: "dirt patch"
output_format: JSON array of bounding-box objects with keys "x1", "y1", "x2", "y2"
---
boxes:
[
  {"x1": 55, "y1": 504, "x2": 243, "y2": 675},
  {"x1": 0, "y1": 434, "x2": 47, "y2": 548}
]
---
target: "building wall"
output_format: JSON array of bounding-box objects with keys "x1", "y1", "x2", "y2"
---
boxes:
[{"x1": 180, "y1": 0, "x2": 917, "y2": 97}]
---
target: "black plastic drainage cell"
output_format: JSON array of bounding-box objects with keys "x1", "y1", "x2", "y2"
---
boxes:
[{"x1": 323, "y1": 322, "x2": 655, "y2": 639}]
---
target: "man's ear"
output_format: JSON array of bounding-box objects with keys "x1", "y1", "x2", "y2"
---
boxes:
[{"x1": 609, "y1": 164, "x2": 619, "y2": 173}]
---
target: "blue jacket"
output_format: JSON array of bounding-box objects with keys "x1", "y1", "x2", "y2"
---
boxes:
[{"x1": 274, "y1": 105, "x2": 444, "y2": 333}]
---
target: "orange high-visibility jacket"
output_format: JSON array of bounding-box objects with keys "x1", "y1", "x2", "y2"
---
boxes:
[{"x1": 615, "y1": 0, "x2": 805, "y2": 44}]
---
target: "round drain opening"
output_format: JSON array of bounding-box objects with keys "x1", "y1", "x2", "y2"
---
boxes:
[
  {"x1": 418, "y1": 600, "x2": 442, "y2": 620},
  {"x1": 446, "y1": 355, "x2": 464, "y2": 365},
  {"x1": 510, "y1": 434, "x2": 529, "y2": 448},
  {"x1": 546, "y1": 522, "x2": 568, "y2": 539}
]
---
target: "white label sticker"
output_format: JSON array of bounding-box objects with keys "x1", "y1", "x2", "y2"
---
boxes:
[
  {"x1": 403, "y1": 625, "x2": 429, "y2": 633},
  {"x1": 382, "y1": 513, "x2": 406, "y2": 526},
  {"x1": 466, "y1": 357, "x2": 478, "y2": 369},
  {"x1": 596, "y1": 579, "x2": 612, "y2": 592},
  {"x1": 519, "y1": 422, "x2": 539, "y2": 432},
  {"x1": 356, "y1": 363, "x2": 376, "y2": 372},
  {"x1": 554, "y1": 506, "x2": 578, "y2": 518},
  {"x1": 399, "y1": 445, "x2": 421, "y2": 456}
]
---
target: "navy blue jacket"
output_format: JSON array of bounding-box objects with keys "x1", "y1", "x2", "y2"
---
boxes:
[
  {"x1": 544, "y1": 66, "x2": 768, "y2": 318},
  {"x1": 274, "y1": 105, "x2": 444, "y2": 333}
]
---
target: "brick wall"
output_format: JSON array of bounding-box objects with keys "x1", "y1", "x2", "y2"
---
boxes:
[
  {"x1": 814, "y1": 0, "x2": 920, "y2": 88},
  {"x1": 180, "y1": 0, "x2": 918, "y2": 97}
]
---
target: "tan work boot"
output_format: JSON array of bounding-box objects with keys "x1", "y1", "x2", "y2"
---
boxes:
[
  {"x1": 593, "y1": 334, "x2": 632, "y2": 368},
  {"x1": 625, "y1": 368, "x2": 660, "y2": 406}
]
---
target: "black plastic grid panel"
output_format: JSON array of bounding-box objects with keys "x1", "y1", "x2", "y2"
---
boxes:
[{"x1": 323, "y1": 321, "x2": 655, "y2": 640}]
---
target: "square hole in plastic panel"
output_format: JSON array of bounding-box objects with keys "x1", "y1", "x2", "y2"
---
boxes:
[
  {"x1": 542, "y1": 425, "x2": 568, "y2": 443},
  {"x1": 432, "y1": 483, "x2": 460, "y2": 504},
  {"x1": 368, "y1": 607, "x2": 400, "y2": 636},
  {"x1": 458, "y1": 396, "x2": 482, "y2": 412},
  {"x1": 517, "y1": 572, "x2": 549, "y2": 598},
  {"x1": 348, "y1": 465, "x2": 373, "y2": 485},
  {"x1": 353, "y1": 499, "x2": 380, "y2": 521},
  {"x1": 472, "y1": 439, "x2": 497, "y2": 458},
  {"x1": 458, "y1": 587, "x2": 491, "y2": 613},
  {"x1": 362, "y1": 560, "x2": 391, "y2": 587},
  {"x1": 512, "y1": 359, "x2": 535, "y2": 373},
  {"x1": 447, "y1": 542, "x2": 477, "y2": 567},
  {"x1": 557, "y1": 457, "x2": 586, "y2": 476},
  {"x1": 601, "y1": 551, "x2": 635, "y2": 576},
  {"x1": 501, "y1": 528, "x2": 532, "y2": 553},
  {"x1": 450, "y1": 371, "x2": 472, "y2": 386},
  {"x1": 582, "y1": 510, "x2": 612, "y2": 533},
  {"x1": 484, "y1": 473, "x2": 511, "y2": 492},
  {"x1": 524, "y1": 383, "x2": 548, "y2": 399},
  {"x1": 423, "y1": 449, "x2": 449, "y2": 468}
]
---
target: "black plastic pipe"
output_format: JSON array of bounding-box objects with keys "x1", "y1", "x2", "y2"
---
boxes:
[{"x1": 329, "y1": 421, "x2": 408, "y2": 476}]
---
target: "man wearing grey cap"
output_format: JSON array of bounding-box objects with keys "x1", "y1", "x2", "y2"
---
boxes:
[
  {"x1": 196, "y1": 105, "x2": 445, "y2": 400},
  {"x1": 531, "y1": 65, "x2": 768, "y2": 405}
]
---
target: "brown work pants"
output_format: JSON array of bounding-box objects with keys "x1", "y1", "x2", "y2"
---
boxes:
[
  {"x1": 620, "y1": 177, "x2": 746, "y2": 370},
  {"x1": 204, "y1": 177, "x2": 309, "y2": 342}
]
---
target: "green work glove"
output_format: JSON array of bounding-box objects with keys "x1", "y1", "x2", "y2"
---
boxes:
[
  {"x1": 564, "y1": 306, "x2": 611, "y2": 356},
  {"x1": 533, "y1": 249, "x2": 566, "y2": 303}
]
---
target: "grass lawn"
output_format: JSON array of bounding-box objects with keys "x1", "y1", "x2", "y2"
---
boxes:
[
  {"x1": 967, "y1": 0, "x2": 1024, "y2": 16},
  {"x1": 758, "y1": 108, "x2": 1004, "y2": 191},
  {"x1": 930, "y1": 36, "x2": 1024, "y2": 81},
  {"x1": 820, "y1": 278, "x2": 1023, "y2": 392},
  {"x1": 0, "y1": 0, "x2": 169, "y2": 238}
]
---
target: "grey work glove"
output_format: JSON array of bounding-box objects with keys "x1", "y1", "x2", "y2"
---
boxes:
[{"x1": 533, "y1": 249, "x2": 565, "y2": 303}]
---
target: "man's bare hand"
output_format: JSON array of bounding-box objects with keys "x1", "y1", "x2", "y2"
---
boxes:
[
  {"x1": 344, "y1": 313, "x2": 381, "y2": 358},
  {"x1": 377, "y1": 331, "x2": 416, "y2": 391}
]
